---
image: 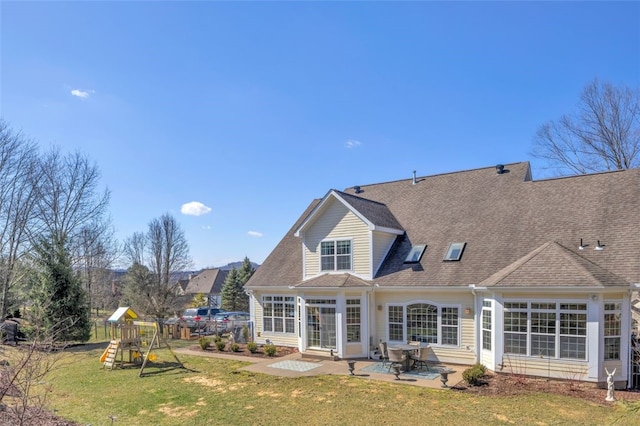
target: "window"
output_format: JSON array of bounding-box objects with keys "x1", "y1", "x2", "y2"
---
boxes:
[
  {"x1": 388, "y1": 302, "x2": 459, "y2": 346},
  {"x1": 482, "y1": 300, "x2": 492, "y2": 351},
  {"x1": 404, "y1": 244, "x2": 427, "y2": 263},
  {"x1": 320, "y1": 240, "x2": 352, "y2": 271},
  {"x1": 604, "y1": 302, "x2": 621, "y2": 360},
  {"x1": 346, "y1": 299, "x2": 361, "y2": 343},
  {"x1": 388, "y1": 306, "x2": 404, "y2": 341},
  {"x1": 262, "y1": 296, "x2": 295, "y2": 334},
  {"x1": 443, "y1": 242, "x2": 465, "y2": 261},
  {"x1": 503, "y1": 301, "x2": 587, "y2": 360}
]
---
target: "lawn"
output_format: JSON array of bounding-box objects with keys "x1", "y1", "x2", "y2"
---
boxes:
[{"x1": 8, "y1": 343, "x2": 635, "y2": 426}]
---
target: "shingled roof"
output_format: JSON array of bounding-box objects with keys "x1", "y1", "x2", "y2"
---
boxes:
[
  {"x1": 184, "y1": 269, "x2": 229, "y2": 294},
  {"x1": 247, "y1": 162, "x2": 640, "y2": 290}
]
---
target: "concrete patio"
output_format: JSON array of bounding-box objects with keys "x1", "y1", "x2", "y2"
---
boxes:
[{"x1": 175, "y1": 346, "x2": 464, "y2": 389}]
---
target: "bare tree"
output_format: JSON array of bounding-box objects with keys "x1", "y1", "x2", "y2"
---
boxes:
[
  {"x1": 532, "y1": 79, "x2": 640, "y2": 175},
  {"x1": 76, "y1": 223, "x2": 119, "y2": 314},
  {"x1": 123, "y1": 214, "x2": 192, "y2": 323},
  {"x1": 0, "y1": 120, "x2": 38, "y2": 318}
]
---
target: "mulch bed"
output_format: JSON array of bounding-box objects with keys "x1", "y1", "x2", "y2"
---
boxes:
[
  {"x1": 451, "y1": 372, "x2": 640, "y2": 406},
  {"x1": 192, "y1": 343, "x2": 299, "y2": 358}
]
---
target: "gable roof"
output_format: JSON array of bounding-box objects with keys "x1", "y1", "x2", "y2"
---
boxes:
[
  {"x1": 184, "y1": 269, "x2": 229, "y2": 294},
  {"x1": 295, "y1": 190, "x2": 404, "y2": 236},
  {"x1": 247, "y1": 162, "x2": 640, "y2": 290}
]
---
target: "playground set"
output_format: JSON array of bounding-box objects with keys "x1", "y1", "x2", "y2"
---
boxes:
[{"x1": 100, "y1": 307, "x2": 184, "y2": 377}]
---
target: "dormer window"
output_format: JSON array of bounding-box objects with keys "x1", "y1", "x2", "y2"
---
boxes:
[
  {"x1": 321, "y1": 240, "x2": 352, "y2": 271},
  {"x1": 444, "y1": 242, "x2": 465, "y2": 261}
]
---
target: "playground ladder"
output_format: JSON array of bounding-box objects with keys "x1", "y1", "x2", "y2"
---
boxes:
[{"x1": 102, "y1": 340, "x2": 120, "y2": 370}]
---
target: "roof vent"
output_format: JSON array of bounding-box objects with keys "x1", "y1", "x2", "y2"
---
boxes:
[
  {"x1": 412, "y1": 170, "x2": 417, "y2": 185},
  {"x1": 496, "y1": 164, "x2": 505, "y2": 174},
  {"x1": 353, "y1": 185, "x2": 363, "y2": 194}
]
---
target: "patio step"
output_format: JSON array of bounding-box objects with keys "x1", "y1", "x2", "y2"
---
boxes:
[{"x1": 300, "y1": 350, "x2": 339, "y2": 361}]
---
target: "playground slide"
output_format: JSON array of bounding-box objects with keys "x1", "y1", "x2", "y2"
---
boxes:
[{"x1": 100, "y1": 340, "x2": 119, "y2": 363}]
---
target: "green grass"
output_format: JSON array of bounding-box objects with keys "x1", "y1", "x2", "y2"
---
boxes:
[{"x1": 23, "y1": 346, "x2": 631, "y2": 425}]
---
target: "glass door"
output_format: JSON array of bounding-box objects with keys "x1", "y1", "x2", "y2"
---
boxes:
[{"x1": 306, "y1": 306, "x2": 336, "y2": 349}]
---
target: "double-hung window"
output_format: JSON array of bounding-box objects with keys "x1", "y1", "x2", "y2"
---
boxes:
[
  {"x1": 503, "y1": 301, "x2": 587, "y2": 360},
  {"x1": 320, "y1": 240, "x2": 352, "y2": 271},
  {"x1": 346, "y1": 299, "x2": 361, "y2": 343},
  {"x1": 604, "y1": 302, "x2": 621, "y2": 360},
  {"x1": 262, "y1": 296, "x2": 296, "y2": 334},
  {"x1": 482, "y1": 300, "x2": 492, "y2": 351}
]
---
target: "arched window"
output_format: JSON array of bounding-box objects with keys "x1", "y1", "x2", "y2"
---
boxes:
[
  {"x1": 407, "y1": 303, "x2": 438, "y2": 343},
  {"x1": 386, "y1": 301, "x2": 460, "y2": 345}
]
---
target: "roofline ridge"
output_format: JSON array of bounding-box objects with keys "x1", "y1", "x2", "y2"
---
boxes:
[
  {"x1": 555, "y1": 241, "x2": 630, "y2": 285},
  {"x1": 342, "y1": 161, "x2": 530, "y2": 191},
  {"x1": 553, "y1": 241, "x2": 602, "y2": 286}
]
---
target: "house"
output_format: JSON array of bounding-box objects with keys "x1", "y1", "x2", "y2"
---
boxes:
[
  {"x1": 183, "y1": 268, "x2": 229, "y2": 307},
  {"x1": 245, "y1": 162, "x2": 640, "y2": 388}
]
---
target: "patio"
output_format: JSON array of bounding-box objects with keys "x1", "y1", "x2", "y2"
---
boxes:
[{"x1": 175, "y1": 346, "x2": 463, "y2": 389}]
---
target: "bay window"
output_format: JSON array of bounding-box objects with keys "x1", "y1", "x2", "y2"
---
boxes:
[{"x1": 503, "y1": 301, "x2": 587, "y2": 360}]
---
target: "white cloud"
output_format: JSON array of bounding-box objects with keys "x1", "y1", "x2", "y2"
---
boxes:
[
  {"x1": 202, "y1": 225, "x2": 212, "y2": 230},
  {"x1": 71, "y1": 89, "x2": 94, "y2": 99},
  {"x1": 181, "y1": 201, "x2": 212, "y2": 216},
  {"x1": 248, "y1": 231, "x2": 263, "y2": 238},
  {"x1": 345, "y1": 139, "x2": 362, "y2": 148}
]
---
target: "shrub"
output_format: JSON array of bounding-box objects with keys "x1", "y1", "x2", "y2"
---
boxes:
[
  {"x1": 242, "y1": 325, "x2": 250, "y2": 342},
  {"x1": 462, "y1": 363, "x2": 487, "y2": 386},
  {"x1": 198, "y1": 337, "x2": 211, "y2": 350},
  {"x1": 212, "y1": 335, "x2": 222, "y2": 343},
  {"x1": 263, "y1": 343, "x2": 277, "y2": 357},
  {"x1": 247, "y1": 341, "x2": 258, "y2": 353},
  {"x1": 215, "y1": 340, "x2": 226, "y2": 351},
  {"x1": 230, "y1": 342, "x2": 240, "y2": 352}
]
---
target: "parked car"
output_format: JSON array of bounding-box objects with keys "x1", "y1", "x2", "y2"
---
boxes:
[
  {"x1": 178, "y1": 307, "x2": 226, "y2": 331},
  {"x1": 213, "y1": 311, "x2": 250, "y2": 334}
]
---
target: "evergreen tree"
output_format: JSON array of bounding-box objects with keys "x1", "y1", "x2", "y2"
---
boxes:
[
  {"x1": 237, "y1": 256, "x2": 256, "y2": 286},
  {"x1": 31, "y1": 234, "x2": 91, "y2": 342},
  {"x1": 220, "y1": 267, "x2": 240, "y2": 311},
  {"x1": 221, "y1": 257, "x2": 254, "y2": 312}
]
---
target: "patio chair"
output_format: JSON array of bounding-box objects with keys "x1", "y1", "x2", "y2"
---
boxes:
[
  {"x1": 387, "y1": 348, "x2": 406, "y2": 372},
  {"x1": 410, "y1": 346, "x2": 431, "y2": 371},
  {"x1": 378, "y1": 341, "x2": 389, "y2": 366}
]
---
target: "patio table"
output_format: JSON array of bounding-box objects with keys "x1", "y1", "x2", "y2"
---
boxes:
[{"x1": 388, "y1": 343, "x2": 429, "y2": 371}]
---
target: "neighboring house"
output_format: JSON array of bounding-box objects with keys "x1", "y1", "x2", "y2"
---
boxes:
[
  {"x1": 183, "y1": 268, "x2": 229, "y2": 307},
  {"x1": 245, "y1": 162, "x2": 640, "y2": 388}
]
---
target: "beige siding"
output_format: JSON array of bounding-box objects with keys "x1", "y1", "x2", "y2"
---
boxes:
[
  {"x1": 372, "y1": 231, "x2": 396, "y2": 275},
  {"x1": 500, "y1": 355, "x2": 592, "y2": 382},
  {"x1": 372, "y1": 292, "x2": 477, "y2": 366},
  {"x1": 253, "y1": 292, "x2": 299, "y2": 347},
  {"x1": 303, "y1": 198, "x2": 371, "y2": 278}
]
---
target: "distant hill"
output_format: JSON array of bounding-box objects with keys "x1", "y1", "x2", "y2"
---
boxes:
[{"x1": 218, "y1": 261, "x2": 260, "y2": 271}]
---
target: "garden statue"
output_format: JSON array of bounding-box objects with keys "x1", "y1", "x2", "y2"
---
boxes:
[{"x1": 605, "y1": 368, "x2": 616, "y2": 402}]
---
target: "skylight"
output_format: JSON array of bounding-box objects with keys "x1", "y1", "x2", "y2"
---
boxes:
[
  {"x1": 443, "y1": 242, "x2": 465, "y2": 261},
  {"x1": 404, "y1": 244, "x2": 426, "y2": 263}
]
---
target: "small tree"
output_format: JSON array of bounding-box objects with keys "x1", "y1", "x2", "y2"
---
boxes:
[
  {"x1": 191, "y1": 293, "x2": 207, "y2": 307},
  {"x1": 30, "y1": 234, "x2": 91, "y2": 343},
  {"x1": 221, "y1": 257, "x2": 254, "y2": 312}
]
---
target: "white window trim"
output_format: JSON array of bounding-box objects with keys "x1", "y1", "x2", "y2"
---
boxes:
[
  {"x1": 261, "y1": 294, "x2": 296, "y2": 335},
  {"x1": 319, "y1": 238, "x2": 354, "y2": 273},
  {"x1": 502, "y1": 299, "x2": 588, "y2": 361},
  {"x1": 386, "y1": 300, "x2": 461, "y2": 347},
  {"x1": 603, "y1": 300, "x2": 622, "y2": 361}
]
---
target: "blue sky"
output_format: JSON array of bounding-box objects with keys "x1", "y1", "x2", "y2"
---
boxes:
[{"x1": 1, "y1": 1, "x2": 638, "y2": 270}]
